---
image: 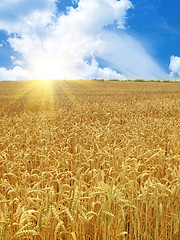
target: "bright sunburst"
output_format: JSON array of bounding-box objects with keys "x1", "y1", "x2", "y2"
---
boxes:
[{"x1": 30, "y1": 56, "x2": 71, "y2": 80}]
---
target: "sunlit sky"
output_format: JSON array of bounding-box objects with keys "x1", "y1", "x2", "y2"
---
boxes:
[{"x1": 0, "y1": 0, "x2": 180, "y2": 80}]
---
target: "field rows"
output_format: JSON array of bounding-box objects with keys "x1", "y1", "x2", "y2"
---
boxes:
[{"x1": 0, "y1": 81, "x2": 179, "y2": 239}]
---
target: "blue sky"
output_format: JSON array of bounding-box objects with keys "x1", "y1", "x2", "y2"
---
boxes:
[{"x1": 0, "y1": 0, "x2": 180, "y2": 80}]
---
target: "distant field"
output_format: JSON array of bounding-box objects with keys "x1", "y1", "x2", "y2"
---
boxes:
[{"x1": 0, "y1": 80, "x2": 179, "y2": 240}]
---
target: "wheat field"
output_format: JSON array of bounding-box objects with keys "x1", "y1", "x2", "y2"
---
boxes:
[{"x1": 0, "y1": 80, "x2": 179, "y2": 240}]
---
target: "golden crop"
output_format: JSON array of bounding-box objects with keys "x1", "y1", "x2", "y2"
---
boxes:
[{"x1": 0, "y1": 80, "x2": 179, "y2": 240}]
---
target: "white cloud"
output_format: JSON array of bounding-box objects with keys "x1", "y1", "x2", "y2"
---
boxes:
[
  {"x1": 10, "y1": 56, "x2": 15, "y2": 60},
  {"x1": 0, "y1": 0, "x2": 56, "y2": 34},
  {"x1": 72, "y1": 0, "x2": 78, "y2": 4},
  {"x1": 0, "y1": 0, "x2": 168, "y2": 80},
  {"x1": 98, "y1": 31, "x2": 167, "y2": 80},
  {"x1": 169, "y1": 55, "x2": 180, "y2": 77},
  {"x1": 0, "y1": 66, "x2": 33, "y2": 81},
  {"x1": 0, "y1": 43, "x2": 2, "y2": 47}
]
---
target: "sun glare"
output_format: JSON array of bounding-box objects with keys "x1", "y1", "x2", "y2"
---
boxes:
[
  {"x1": 32, "y1": 60, "x2": 60, "y2": 80},
  {"x1": 30, "y1": 53, "x2": 72, "y2": 80}
]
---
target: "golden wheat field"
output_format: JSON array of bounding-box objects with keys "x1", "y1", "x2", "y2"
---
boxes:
[{"x1": 0, "y1": 80, "x2": 179, "y2": 240}]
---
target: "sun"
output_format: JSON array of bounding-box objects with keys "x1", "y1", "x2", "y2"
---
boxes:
[
  {"x1": 30, "y1": 54, "x2": 72, "y2": 80},
  {"x1": 31, "y1": 59, "x2": 61, "y2": 80}
]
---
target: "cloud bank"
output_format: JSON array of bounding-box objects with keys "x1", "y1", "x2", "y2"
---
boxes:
[
  {"x1": 0, "y1": 0, "x2": 168, "y2": 80},
  {"x1": 0, "y1": 0, "x2": 56, "y2": 33},
  {"x1": 0, "y1": 66, "x2": 33, "y2": 81},
  {"x1": 169, "y1": 55, "x2": 180, "y2": 77}
]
